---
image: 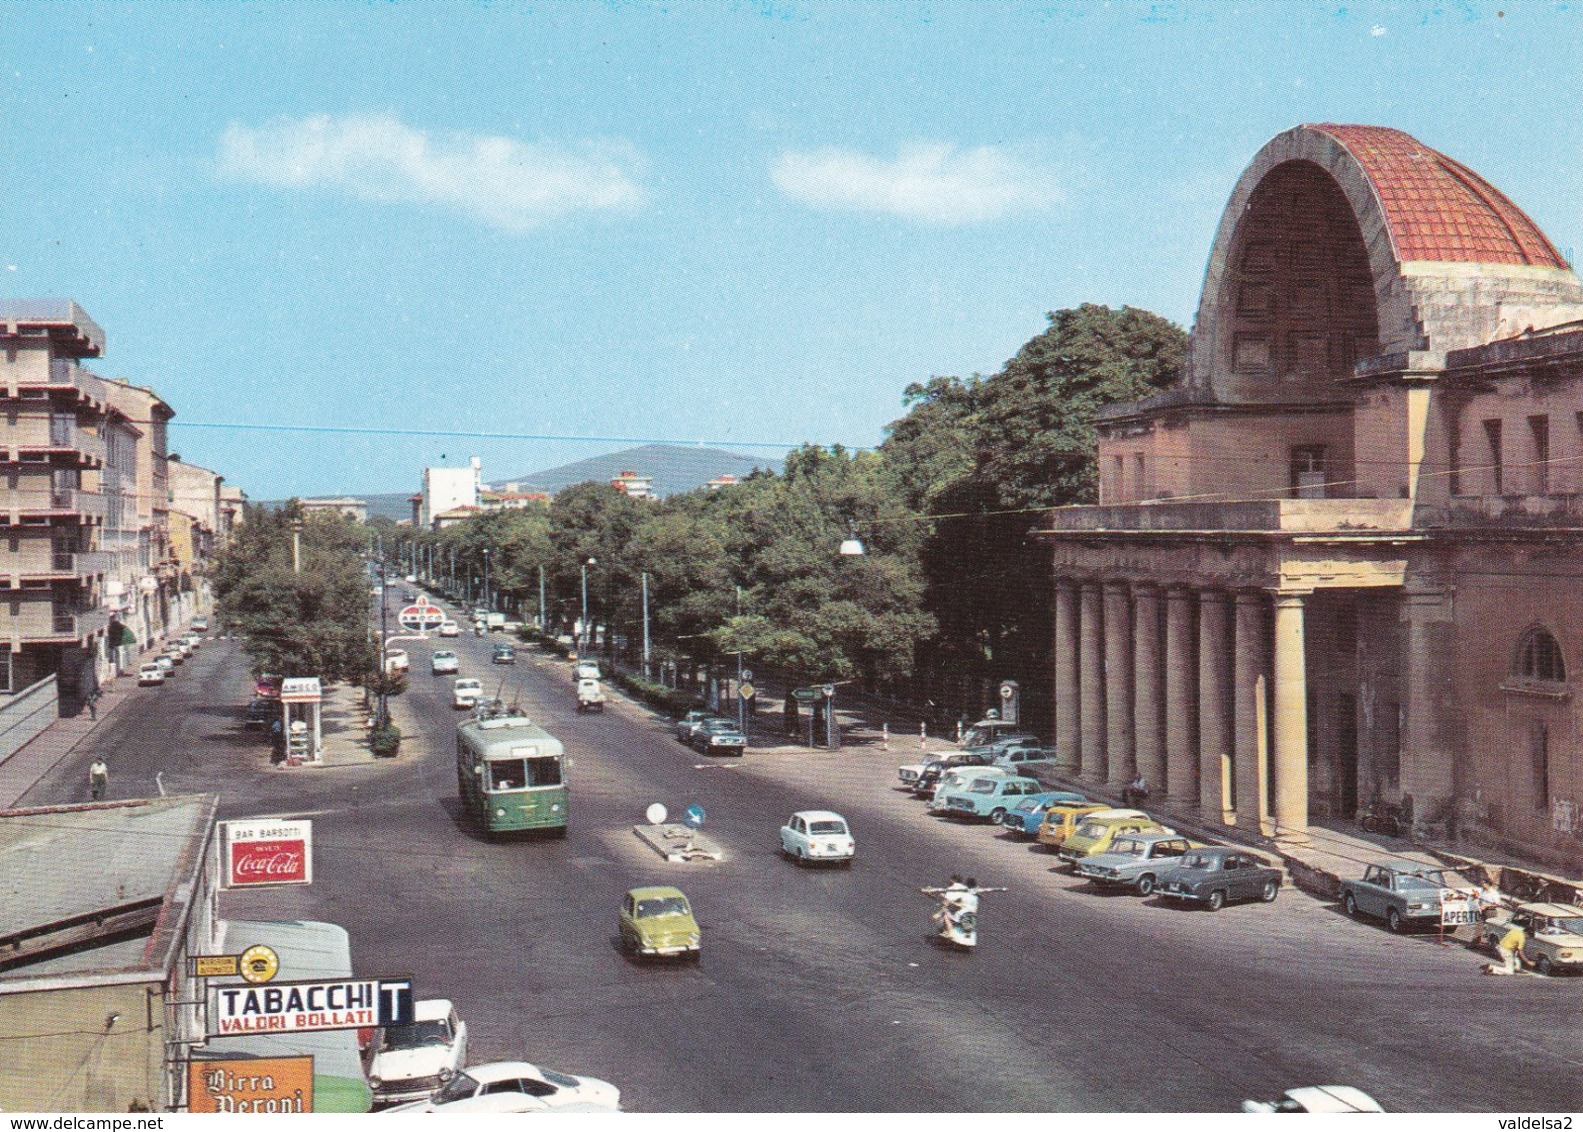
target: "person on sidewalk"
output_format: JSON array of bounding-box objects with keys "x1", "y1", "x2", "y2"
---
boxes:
[
  {"x1": 86, "y1": 687, "x2": 99, "y2": 721},
  {"x1": 1489, "y1": 920, "x2": 1527, "y2": 975},
  {"x1": 89, "y1": 756, "x2": 109, "y2": 801},
  {"x1": 1123, "y1": 773, "x2": 1151, "y2": 807}
]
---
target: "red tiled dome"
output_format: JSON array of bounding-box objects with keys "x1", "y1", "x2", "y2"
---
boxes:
[{"x1": 1308, "y1": 124, "x2": 1566, "y2": 268}]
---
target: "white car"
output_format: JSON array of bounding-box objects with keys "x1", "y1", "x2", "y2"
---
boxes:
[
  {"x1": 573, "y1": 660, "x2": 602, "y2": 681},
  {"x1": 386, "y1": 1060, "x2": 620, "y2": 1113},
  {"x1": 384, "y1": 649, "x2": 410, "y2": 675},
  {"x1": 368, "y1": 998, "x2": 468, "y2": 1107},
  {"x1": 430, "y1": 649, "x2": 459, "y2": 675},
  {"x1": 180, "y1": 633, "x2": 202, "y2": 652},
  {"x1": 1242, "y1": 1086, "x2": 1385, "y2": 1113},
  {"x1": 438, "y1": 620, "x2": 460, "y2": 638},
  {"x1": 453, "y1": 678, "x2": 483, "y2": 710},
  {"x1": 190, "y1": 616, "x2": 209, "y2": 632},
  {"x1": 153, "y1": 655, "x2": 176, "y2": 675},
  {"x1": 137, "y1": 663, "x2": 166, "y2": 686},
  {"x1": 780, "y1": 810, "x2": 855, "y2": 866}
]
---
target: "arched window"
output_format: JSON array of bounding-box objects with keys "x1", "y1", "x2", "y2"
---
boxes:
[{"x1": 1516, "y1": 627, "x2": 1567, "y2": 684}]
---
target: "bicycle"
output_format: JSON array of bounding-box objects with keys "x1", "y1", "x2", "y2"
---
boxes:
[{"x1": 1358, "y1": 798, "x2": 1404, "y2": 837}]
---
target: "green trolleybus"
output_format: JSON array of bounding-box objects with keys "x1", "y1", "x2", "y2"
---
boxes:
[{"x1": 456, "y1": 702, "x2": 568, "y2": 836}]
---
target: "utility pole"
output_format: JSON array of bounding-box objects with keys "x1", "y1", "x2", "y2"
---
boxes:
[
  {"x1": 641, "y1": 571, "x2": 651, "y2": 680},
  {"x1": 290, "y1": 516, "x2": 302, "y2": 574},
  {"x1": 538, "y1": 565, "x2": 547, "y2": 632},
  {"x1": 735, "y1": 584, "x2": 745, "y2": 733}
]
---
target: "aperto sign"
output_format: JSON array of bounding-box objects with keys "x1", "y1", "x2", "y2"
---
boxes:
[{"x1": 209, "y1": 977, "x2": 414, "y2": 1037}]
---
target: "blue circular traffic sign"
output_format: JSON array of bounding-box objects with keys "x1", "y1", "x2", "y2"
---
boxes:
[{"x1": 683, "y1": 804, "x2": 706, "y2": 829}]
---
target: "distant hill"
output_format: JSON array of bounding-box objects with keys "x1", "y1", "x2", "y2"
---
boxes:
[
  {"x1": 492, "y1": 444, "x2": 782, "y2": 498},
  {"x1": 264, "y1": 444, "x2": 783, "y2": 520}
]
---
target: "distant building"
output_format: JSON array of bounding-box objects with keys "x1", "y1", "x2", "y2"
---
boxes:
[
  {"x1": 218, "y1": 483, "x2": 247, "y2": 536},
  {"x1": 705, "y1": 474, "x2": 740, "y2": 490},
  {"x1": 432, "y1": 504, "x2": 482, "y2": 529},
  {"x1": 480, "y1": 489, "x2": 550, "y2": 511},
  {"x1": 420, "y1": 459, "x2": 480, "y2": 529},
  {"x1": 299, "y1": 496, "x2": 368, "y2": 522},
  {"x1": 611, "y1": 470, "x2": 654, "y2": 498}
]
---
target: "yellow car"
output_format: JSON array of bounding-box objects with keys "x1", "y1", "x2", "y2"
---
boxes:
[
  {"x1": 1035, "y1": 802, "x2": 1111, "y2": 852},
  {"x1": 619, "y1": 886, "x2": 701, "y2": 961},
  {"x1": 1056, "y1": 809, "x2": 1170, "y2": 868}
]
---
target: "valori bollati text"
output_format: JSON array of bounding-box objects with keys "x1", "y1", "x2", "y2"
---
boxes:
[
  {"x1": 215, "y1": 982, "x2": 376, "y2": 1033},
  {"x1": 200, "y1": 1068, "x2": 306, "y2": 1113}
]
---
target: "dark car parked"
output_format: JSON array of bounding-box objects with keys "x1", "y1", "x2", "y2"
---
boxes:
[
  {"x1": 243, "y1": 698, "x2": 275, "y2": 729},
  {"x1": 491, "y1": 643, "x2": 516, "y2": 665},
  {"x1": 912, "y1": 752, "x2": 993, "y2": 797},
  {"x1": 1158, "y1": 847, "x2": 1283, "y2": 911},
  {"x1": 691, "y1": 719, "x2": 747, "y2": 756}
]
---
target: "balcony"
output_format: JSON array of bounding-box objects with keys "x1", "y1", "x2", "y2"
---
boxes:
[
  {"x1": 7, "y1": 428, "x2": 108, "y2": 468},
  {"x1": 1040, "y1": 498, "x2": 1416, "y2": 535},
  {"x1": 0, "y1": 300, "x2": 105, "y2": 357},
  {"x1": 3, "y1": 604, "x2": 110, "y2": 644},
  {"x1": 3, "y1": 550, "x2": 111, "y2": 585},
  {"x1": 5, "y1": 488, "x2": 110, "y2": 524}
]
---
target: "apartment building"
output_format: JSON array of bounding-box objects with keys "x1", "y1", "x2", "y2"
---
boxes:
[
  {"x1": 101, "y1": 376, "x2": 178, "y2": 668},
  {"x1": 0, "y1": 301, "x2": 116, "y2": 698},
  {"x1": 168, "y1": 456, "x2": 225, "y2": 624}
]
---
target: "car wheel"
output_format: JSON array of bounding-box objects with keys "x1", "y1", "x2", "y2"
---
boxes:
[
  {"x1": 1537, "y1": 954, "x2": 1554, "y2": 977},
  {"x1": 1135, "y1": 874, "x2": 1156, "y2": 897},
  {"x1": 990, "y1": 808, "x2": 1007, "y2": 825},
  {"x1": 1206, "y1": 889, "x2": 1226, "y2": 912},
  {"x1": 1386, "y1": 907, "x2": 1405, "y2": 934},
  {"x1": 1260, "y1": 878, "x2": 1279, "y2": 903},
  {"x1": 1343, "y1": 891, "x2": 1359, "y2": 919}
]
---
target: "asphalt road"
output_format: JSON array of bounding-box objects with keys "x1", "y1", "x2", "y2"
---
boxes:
[{"x1": 25, "y1": 613, "x2": 1583, "y2": 1112}]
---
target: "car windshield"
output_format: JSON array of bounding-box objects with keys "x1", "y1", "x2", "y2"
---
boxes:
[
  {"x1": 434, "y1": 651, "x2": 454, "y2": 659},
  {"x1": 1181, "y1": 853, "x2": 1216, "y2": 870},
  {"x1": 1075, "y1": 821, "x2": 1105, "y2": 839},
  {"x1": 1550, "y1": 916, "x2": 1583, "y2": 935},
  {"x1": 809, "y1": 820, "x2": 847, "y2": 835},
  {"x1": 636, "y1": 896, "x2": 690, "y2": 918},
  {"x1": 381, "y1": 1018, "x2": 452, "y2": 1051},
  {"x1": 434, "y1": 1071, "x2": 479, "y2": 1104},
  {"x1": 1015, "y1": 798, "x2": 1043, "y2": 813},
  {"x1": 456, "y1": 680, "x2": 480, "y2": 691},
  {"x1": 1396, "y1": 875, "x2": 1440, "y2": 892},
  {"x1": 969, "y1": 779, "x2": 998, "y2": 794},
  {"x1": 1110, "y1": 838, "x2": 1145, "y2": 856}
]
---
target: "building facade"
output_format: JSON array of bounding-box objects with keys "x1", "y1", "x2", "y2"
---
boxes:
[
  {"x1": 419, "y1": 461, "x2": 479, "y2": 529},
  {"x1": 1039, "y1": 125, "x2": 1583, "y2": 868}
]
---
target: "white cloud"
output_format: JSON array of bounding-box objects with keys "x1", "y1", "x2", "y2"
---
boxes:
[
  {"x1": 770, "y1": 142, "x2": 1063, "y2": 225},
  {"x1": 217, "y1": 114, "x2": 646, "y2": 231}
]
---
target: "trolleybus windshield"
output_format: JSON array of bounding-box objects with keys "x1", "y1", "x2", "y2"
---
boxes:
[{"x1": 488, "y1": 754, "x2": 562, "y2": 790}]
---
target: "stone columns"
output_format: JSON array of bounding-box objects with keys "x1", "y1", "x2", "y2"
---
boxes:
[
  {"x1": 1053, "y1": 580, "x2": 1081, "y2": 775},
  {"x1": 1400, "y1": 587, "x2": 1457, "y2": 830},
  {"x1": 1197, "y1": 590, "x2": 1233, "y2": 821},
  {"x1": 1271, "y1": 593, "x2": 1310, "y2": 843},
  {"x1": 1164, "y1": 586, "x2": 1197, "y2": 805},
  {"x1": 1078, "y1": 582, "x2": 1106, "y2": 782},
  {"x1": 1132, "y1": 585, "x2": 1165, "y2": 795},
  {"x1": 1103, "y1": 582, "x2": 1135, "y2": 789},
  {"x1": 1234, "y1": 591, "x2": 1271, "y2": 834}
]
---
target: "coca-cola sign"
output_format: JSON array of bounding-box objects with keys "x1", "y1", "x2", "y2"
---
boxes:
[{"x1": 221, "y1": 819, "x2": 313, "y2": 888}]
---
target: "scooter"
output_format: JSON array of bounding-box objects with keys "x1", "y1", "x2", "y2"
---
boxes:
[{"x1": 921, "y1": 883, "x2": 1005, "y2": 950}]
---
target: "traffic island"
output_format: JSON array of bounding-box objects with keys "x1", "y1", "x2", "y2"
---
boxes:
[{"x1": 632, "y1": 821, "x2": 722, "y2": 862}]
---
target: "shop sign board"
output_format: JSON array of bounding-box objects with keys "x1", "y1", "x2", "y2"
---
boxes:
[
  {"x1": 220, "y1": 818, "x2": 313, "y2": 889},
  {"x1": 209, "y1": 977, "x2": 414, "y2": 1037},
  {"x1": 188, "y1": 1056, "x2": 314, "y2": 1113}
]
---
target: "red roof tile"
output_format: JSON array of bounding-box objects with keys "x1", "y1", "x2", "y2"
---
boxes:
[{"x1": 1309, "y1": 124, "x2": 1566, "y2": 268}]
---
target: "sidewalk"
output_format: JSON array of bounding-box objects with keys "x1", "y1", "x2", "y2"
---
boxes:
[{"x1": 0, "y1": 679, "x2": 134, "y2": 808}]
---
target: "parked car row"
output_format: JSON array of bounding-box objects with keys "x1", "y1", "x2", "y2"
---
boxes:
[
  {"x1": 136, "y1": 628, "x2": 206, "y2": 686},
  {"x1": 673, "y1": 708, "x2": 747, "y2": 756}
]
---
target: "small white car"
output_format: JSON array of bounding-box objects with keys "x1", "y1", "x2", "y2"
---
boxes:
[
  {"x1": 384, "y1": 649, "x2": 410, "y2": 675},
  {"x1": 180, "y1": 633, "x2": 202, "y2": 652},
  {"x1": 137, "y1": 663, "x2": 166, "y2": 686},
  {"x1": 453, "y1": 678, "x2": 483, "y2": 710},
  {"x1": 1242, "y1": 1086, "x2": 1384, "y2": 1113},
  {"x1": 386, "y1": 1059, "x2": 621, "y2": 1112},
  {"x1": 438, "y1": 620, "x2": 460, "y2": 637},
  {"x1": 573, "y1": 660, "x2": 602, "y2": 681},
  {"x1": 154, "y1": 655, "x2": 176, "y2": 675},
  {"x1": 430, "y1": 649, "x2": 459, "y2": 675},
  {"x1": 368, "y1": 998, "x2": 468, "y2": 1107},
  {"x1": 779, "y1": 810, "x2": 855, "y2": 866},
  {"x1": 190, "y1": 616, "x2": 209, "y2": 632}
]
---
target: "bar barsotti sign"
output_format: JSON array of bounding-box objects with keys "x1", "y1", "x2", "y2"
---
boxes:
[
  {"x1": 219, "y1": 817, "x2": 313, "y2": 888},
  {"x1": 211, "y1": 977, "x2": 414, "y2": 1035}
]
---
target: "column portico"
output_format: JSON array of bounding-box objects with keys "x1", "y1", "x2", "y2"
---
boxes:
[
  {"x1": 1053, "y1": 580, "x2": 1081, "y2": 775},
  {"x1": 1164, "y1": 586, "x2": 1197, "y2": 804},
  {"x1": 1103, "y1": 581, "x2": 1135, "y2": 789},
  {"x1": 1132, "y1": 585, "x2": 1164, "y2": 795},
  {"x1": 1234, "y1": 591, "x2": 1272, "y2": 834},
  {"x1": 1078, "y1": 581, "x2": 1106, "y2": 782},
  {"x1": 1271, "y1": 593, "x2": 1310, "y2": 842},
  {"x1": 1197, "y1": 590, "x2": 1233, "y2": 821}
]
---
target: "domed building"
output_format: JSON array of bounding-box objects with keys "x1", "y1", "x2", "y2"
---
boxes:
[{"x1": 1037, "y1": 124, "x2": 1583, "y2": 866}]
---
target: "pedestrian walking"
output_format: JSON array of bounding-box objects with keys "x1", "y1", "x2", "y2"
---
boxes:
[
  {"x1": 86, "y1": 687, "x2": 98, "y2": 721},
  {"x1": 88, "y1": 756, "x2": 109, "y2": 801},
  {"x1": 1124, "y1": 773, "x2": 1151, "y2": 807},
  {"x1": 1489, "y1": 920, "x2": 1527, "y2": 975}
]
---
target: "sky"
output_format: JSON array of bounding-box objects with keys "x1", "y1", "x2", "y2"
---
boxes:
[{"x1": 7, "y1": 0, "x2": 1583, "y2": 501}]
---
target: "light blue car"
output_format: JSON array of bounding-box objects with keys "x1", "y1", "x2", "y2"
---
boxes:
[
  {"x1": 937, "y1": 775, "x2": 1046, "y2": 824},
  {"x1": 1000, "y1": 791, "x2": 1089, "y2": 836}
]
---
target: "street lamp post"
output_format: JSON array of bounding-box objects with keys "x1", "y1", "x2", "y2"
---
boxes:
[
  {"x1": 482, "y1": 547, "x2": 491, "y2": 613},
  {"x1": 735, "y1": 584, "x2": 745, "y2": 734},
  {"x1": 579, "y1": 558, "x2": 596, "y2": 656},
  {"x1": 641, "y1": 571, "x2": 651, "y2": 680}
]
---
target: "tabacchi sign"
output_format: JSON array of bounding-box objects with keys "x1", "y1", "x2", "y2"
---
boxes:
[
  {"x1": 210, "y1": 977, "x2": 414, "y2": 1036},
  {"x1": 220, "y1": 818, "x2": 313, "y2": 888},
  {"x1": 188, "y1": 1056, "x2": 314, "y2": 1113}
]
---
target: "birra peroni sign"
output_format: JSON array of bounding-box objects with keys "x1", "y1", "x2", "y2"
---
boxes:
[
  {"x1": 210, "y1": 977, "x2": 413, "y2": 1036},
  {"x1": 188, "y1": 1057, "x2": 314, "y2": 1113}
]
